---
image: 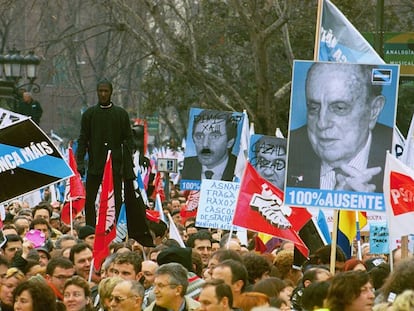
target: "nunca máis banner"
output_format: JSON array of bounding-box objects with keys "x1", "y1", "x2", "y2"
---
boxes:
[{"x1": 0, "y1": 108, "x2": 73, "y2": 205}]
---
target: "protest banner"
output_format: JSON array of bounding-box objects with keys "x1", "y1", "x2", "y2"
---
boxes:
[
  {"x1": 196, "y1": 179, "x2": 240, "y2": 231},
  {"x1": 0, "y1": 110, "x2": 73, "y2": 205},
  {"x1": 370, "y1": 223, "x2": 389, "y2": 255},
  {"x1": 285, "y1": 61, "x2": 399, "y2": 212},
  {"x1": 180, "y1": 108, "x2": 244, "y2": 191}
]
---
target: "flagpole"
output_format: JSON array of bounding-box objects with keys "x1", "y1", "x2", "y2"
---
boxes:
[
  {"x1": 330, "y1": 209, "x2": 339, "y2": 275},
  {"x1": 69, "y1": 199, "x2": 73, "y2": 235},
  {"x1": 355, "y1": 211, "x2": 362, "y2": 260},
  {"x1": 314, "y1": 0, "x2": 324, "y2": 61},
  {"x1": 88, "y1": 258, "x2": 94, "y2": 283}
]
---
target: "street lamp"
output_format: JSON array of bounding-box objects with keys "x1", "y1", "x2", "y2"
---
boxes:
[{"x1": 0, "y1": 47, "x2": 41, "y2": 97}]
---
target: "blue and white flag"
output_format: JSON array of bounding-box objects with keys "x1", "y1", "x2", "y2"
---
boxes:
[
  {"x1": 0, "y1": 109, "x2": 73, "y2": 205},
  {"x1": 317, "y1": 0, "x2": 384, "y2": 64},
  {"x1": 114, "y1": 203, "x2": 128, "y2": 243}
]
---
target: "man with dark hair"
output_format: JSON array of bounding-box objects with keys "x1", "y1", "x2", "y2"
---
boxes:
[
  {"x1": 1, "y1": 234, "x2": 23, "y2": 262},
  {"x1": 148, "y1": 220, "x2": 168, "y2": 246},
  {"x1": 76, "y1": 78, "x2": 134, "y2": 227},
  {"x1": 32, "y1": 203, "x2": 53, "y2": 222},
  {"x1": 45, "y1": 257, "x2": 75, "y2": 300},
  {"x1": 212, "y1": 259, "x2": 248, "y2": 309},
  {"x1": 291, "y1": 265, "x2": 332, "y2": 311},
  {"x1": 187, "y1": 230, "x2": 212, "y2": 268},
  {"x1": 241, "y1": 252, "x2": 271, "y2": 286},
  {"x1": 112, "y1": 252, "x2": 143, "y2": 281},
  {"x1": 199, "y1": 279, "x2": 233, "y2": 311},
  {"x1": 288, "y1": 62, "x2": 392, "y2": 193},
  {"x1": 69, "y1": 242, "x2": 93, "y2": 280},
  {"x1": 144, "y1": 262, "x2": 200, "y2": 311},
  {"x1": 182, "y1": 110, "x2": 239, "y2": 181}
]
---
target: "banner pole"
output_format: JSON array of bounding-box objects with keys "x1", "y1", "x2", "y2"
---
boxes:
[
  {"x1": 330, "y1": 209, "x2": 339, "y2": 275},
  {"x1": 69, "y1": 199, "x2": 73, "y2": 235},
  {"x1": 314, "y1": 0, "x2": 324, "y2": 61}
]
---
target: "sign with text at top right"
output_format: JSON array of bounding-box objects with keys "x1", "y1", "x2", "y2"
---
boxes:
[{"x1": 285, "y1": 61, "x2": 399, "y2": 212}]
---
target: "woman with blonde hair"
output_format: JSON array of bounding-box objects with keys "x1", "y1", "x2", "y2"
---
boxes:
[
  {"x1": 392, "y1": 290, "x2": 414, "y2": 311},
  {"x1": 97, "y1": 277, "x2": 124, "y2": 311},
  {"x1": 0, "y1": 268, "x2": 25, "y2": 311}
]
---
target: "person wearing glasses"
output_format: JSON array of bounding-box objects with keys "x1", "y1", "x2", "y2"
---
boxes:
[
  {"x1": 109, "y1": 280, "x2": 144, "y2": 311},
  {"x1": 182, "y1": 110, "x2": 238, "y2": 181},
  {"x1": 45, "y1": 257, "x2": 75, "y2": 301},
  {"x1": 144, "y1": 263, "x2": 200, "y2": 311},
  {"x1": 63, "y1": 276, "x2": 94, "y2": 311},
  {"x1": 250, "y1": 135, "x2": 287, "y2": 190}
]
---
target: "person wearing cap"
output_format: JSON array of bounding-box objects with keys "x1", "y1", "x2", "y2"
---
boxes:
[
  {"x1": 34, "y1": 247, "x2": 51, "y2": 267},
  {"x1": 78, "y1": 225, "x2": 96, "y2": 248},
  {"x1": 144, "y1": 262, "x2": 200, "y2": 311},
  {"x1": 157, "y1": 246, "x2": 205, "y2": 300},
  {"x1": 50, "y1": 212, "x2": 62, "y2": 231}
]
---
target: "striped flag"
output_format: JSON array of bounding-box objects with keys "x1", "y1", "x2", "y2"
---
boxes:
[{"x1": 337, "y1": 210, "x2": 367, "y2": 259}]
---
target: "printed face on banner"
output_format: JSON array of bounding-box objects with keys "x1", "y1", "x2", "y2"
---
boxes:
[
  {"x1": 285, "y1": 61, "x2": 399, "y2": 212},
  {"x1": 180, "y1": 108, "x2": 243, "y2": 191},
  {"x1": 249, "y1": 134, "x2": 287, "y2": 190}
]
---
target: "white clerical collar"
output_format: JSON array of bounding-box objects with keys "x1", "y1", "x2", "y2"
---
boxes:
[{"x1": 99, "y1": 102, "x2": 113, "y2": 108}]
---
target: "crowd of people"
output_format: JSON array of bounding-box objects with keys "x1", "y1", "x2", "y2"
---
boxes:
[{"x1": 0, "y1": 194, "x2": 413, "y2": 311}]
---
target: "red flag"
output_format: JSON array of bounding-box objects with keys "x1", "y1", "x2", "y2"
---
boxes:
[
  {"x1": 233, "y1": 163, "x2": 310, "y2": 257},
  {"x1": 61, "y1": 147, "x2": 86, "y2": 225},
  {"x1": 180, "y1": 190, "x2": 199, "y2": 219},
  {"x1": 384, "y1": 153, "x2": 414, "y2": 240},
  {"x1": 151, "y1": 172, "x2": 165, "y2": 202},
  {"x1": 93, "y1": 151, "x2": 117, "y2": 271}
]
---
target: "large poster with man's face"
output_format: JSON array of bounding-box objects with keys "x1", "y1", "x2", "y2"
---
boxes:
[
  {"x1": 249, "y1": 134, "x2": 287, "y2": 191},
  {"x1": 180, "y1": 108, "x2": 244, "y2": 191},
  {"x1": 285, "y1": 60, "x2": 399, "y2": 212}
]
